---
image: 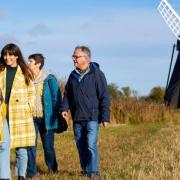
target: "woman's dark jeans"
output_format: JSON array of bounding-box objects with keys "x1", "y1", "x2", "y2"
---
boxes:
[{"x1": 27, "y1": 118, "x2": 57, "y2": 177}]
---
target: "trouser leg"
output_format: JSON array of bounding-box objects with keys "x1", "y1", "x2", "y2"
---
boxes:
[{"x1": 0, "y1": 120, "x2": 11, "y2": 179}]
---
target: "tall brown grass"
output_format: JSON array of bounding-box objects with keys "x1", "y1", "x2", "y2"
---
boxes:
[
  {"x1": 110, "y1": 98, "x2": 180, "y2": 124},
  {"x1": 59, "y1": 79, "x2": 180, "y2": 125},
  {"x1": 63, "y1": 97, "x2": 180, "y2": 126}
]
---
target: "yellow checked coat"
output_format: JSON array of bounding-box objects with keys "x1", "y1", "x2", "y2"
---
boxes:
[
  {"x1": 0, "y1": 66, "x2": 36, "y2": 148},
  {"x1": 0, "y1": 110, "x2": 3, "y2": 141}
]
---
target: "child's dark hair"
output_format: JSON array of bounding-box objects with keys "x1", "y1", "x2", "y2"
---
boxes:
[{"x1": 28, "y1": 53, "x2": 45, "y2": 69}]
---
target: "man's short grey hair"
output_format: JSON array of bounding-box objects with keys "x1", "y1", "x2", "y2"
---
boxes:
[{"x1": 74, "y1": 46, "x2": 91, "y2": 58}]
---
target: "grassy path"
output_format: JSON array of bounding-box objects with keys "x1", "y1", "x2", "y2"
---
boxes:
[{"x1": 11, "y1": 123, "x2": 180, "y2": 179}]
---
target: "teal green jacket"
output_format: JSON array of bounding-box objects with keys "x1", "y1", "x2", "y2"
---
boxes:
[{"x1": 43, "y1": 74, "x2": 62, "y2": 130}]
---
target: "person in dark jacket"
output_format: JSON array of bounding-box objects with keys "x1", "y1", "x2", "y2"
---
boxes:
[
  {"x1": 26, "y1": 54, "x2": 62, "y2": 178},
  {"x1": 62, "y1": 46, "x2": 110, "y2": 177}
]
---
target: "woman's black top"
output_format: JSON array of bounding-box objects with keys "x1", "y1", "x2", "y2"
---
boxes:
[{"x1": 5, "y1": 66, "x2": 18, "y2": 103}]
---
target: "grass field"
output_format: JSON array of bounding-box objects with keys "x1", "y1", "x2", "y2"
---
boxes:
[{"x1": 10, "y1": 122, "x2": 180, "y2": 179}]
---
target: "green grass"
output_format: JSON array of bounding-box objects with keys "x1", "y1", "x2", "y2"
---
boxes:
[{"x1": 10, "y1": 122, "x2": 180, "y2": 179}]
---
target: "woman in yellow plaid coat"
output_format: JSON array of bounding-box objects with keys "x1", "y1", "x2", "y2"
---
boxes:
[{"x1": 0, "y1": 43, "x2": 36, "y2": 180}]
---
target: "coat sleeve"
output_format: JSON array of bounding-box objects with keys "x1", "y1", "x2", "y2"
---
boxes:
[
  {"x1": 62, "y1": 77, "x2": 70, "y2": 112},
  {"x1": 27, "y1": 80, "x2": 36, "y2": 115},
  {"x1": 96, "y1": 70, "x2": 110, "y2": 122},
  {"x1": 48, "y1": 76, "x2": 62, "y2": 114}
]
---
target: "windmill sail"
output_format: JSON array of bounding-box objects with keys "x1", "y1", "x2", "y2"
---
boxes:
[{"x1": 158, "y1": 0, "x2": 180, "y2": 38}]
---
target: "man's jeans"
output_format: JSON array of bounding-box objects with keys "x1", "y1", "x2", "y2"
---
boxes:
[
  {"x1": 73, "y1": 121, "x2": 99, "y2": 176},
  {"x1": 27, "y1": 118, "x2": 57, "y2": 177},
  {"x1": 0, "y1": 120, "x2": 28, "y2": 179}
]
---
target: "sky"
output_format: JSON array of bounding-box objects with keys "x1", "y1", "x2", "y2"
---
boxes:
[{"x1": 0, "y1": 0, "x2": 179, "y2": 96}]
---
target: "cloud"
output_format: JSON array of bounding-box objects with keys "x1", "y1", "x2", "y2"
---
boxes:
[
  {"x1": 11, "y1": 7, "x2": 173, "y2": 51},
  {"x1": 1, "y1": 7, "x2": 175, "y2": 95},
  {"x1": 0, "y1": 6, "x2": 176, "y2": 49},
  {"x1": 170, "y1": 0, "x2": 180, "y2": 12},
  {"x1": 28, "y1": 23, "x2": 51, "y2": 37},
  {"x1": 0, "y1": 10, "x2": 11, "y2": 20},
  {"x1": 0, "y1": 34, "x2": 19, "y2": 49}
]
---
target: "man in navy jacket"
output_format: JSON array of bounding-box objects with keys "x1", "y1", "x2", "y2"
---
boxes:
[{"x1": 62, "y1": 46, "x2": 110, "y2": 177}]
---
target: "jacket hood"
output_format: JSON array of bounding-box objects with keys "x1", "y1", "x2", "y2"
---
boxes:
[
  {"x1": 71, "y1": 62, "x2": 100, "y2": 76},
  {"x1": 90, "y1": 62, "x2": 100, "y2": 72},
  {"x1": 34, "y1": 70, "x2": 49, "y2": 84},
  {"x1": 71, "y1": 62, "x2": 100, "y2": 80},
  {"x1": 44, "y1": 74, "x2": 57, "y2": 82}
]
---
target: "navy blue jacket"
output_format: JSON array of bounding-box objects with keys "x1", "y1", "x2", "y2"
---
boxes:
[
  {"x1": 62, "y1": 62, "x2": 110, "y2": 122},
  {"x1": 43, "y1": 74, "x2": 62, "y2": 130}
]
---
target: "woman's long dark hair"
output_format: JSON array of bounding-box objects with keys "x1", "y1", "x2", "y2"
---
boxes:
[{"x1": 0, "y1": 43, "x2": 34, "y2": 85}]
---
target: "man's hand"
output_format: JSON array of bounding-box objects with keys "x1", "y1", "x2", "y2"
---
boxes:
[
  {"x1": 102, "y1": 122, "x2": 109, "y2": 128},
  {"x1": 62, "y1": 111, "x2": 68, "y2": 118}
]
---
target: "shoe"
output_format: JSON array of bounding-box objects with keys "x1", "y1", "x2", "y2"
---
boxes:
[
  {"x1": 26, "y1": 174, "x2": 38, "y2": 179},
  {"x1": 81, "y1": 170, "x2": 87, "y2": 175},
  {"x1": 48, "y1": 167, "x2": 58, "y2": 174},
  {"x1": 18, "y1": 176, "x2": 25, "y2": 180},
  {"x1": 86, "y1": 172, "x2": 99, "y2": 179},
  {"x1": 87, "y1": 174, "x2": 99, "y2": 180}
]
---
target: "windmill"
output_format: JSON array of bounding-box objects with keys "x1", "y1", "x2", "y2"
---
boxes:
[
  {"x1": 158, "y1": 0, "x2": 180, "y2": 108},
  {"x1": 158, "y1": 0, "x2": 180, "y2": 39}
]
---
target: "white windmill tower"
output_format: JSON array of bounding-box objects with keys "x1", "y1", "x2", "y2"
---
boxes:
[{"x1": 158, "y1": 0, "x2": 180, "y2": 107}]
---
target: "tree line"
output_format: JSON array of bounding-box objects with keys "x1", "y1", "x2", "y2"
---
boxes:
[{"x1": 108, "y1": 83, "x2": 165, "y2": 103}]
